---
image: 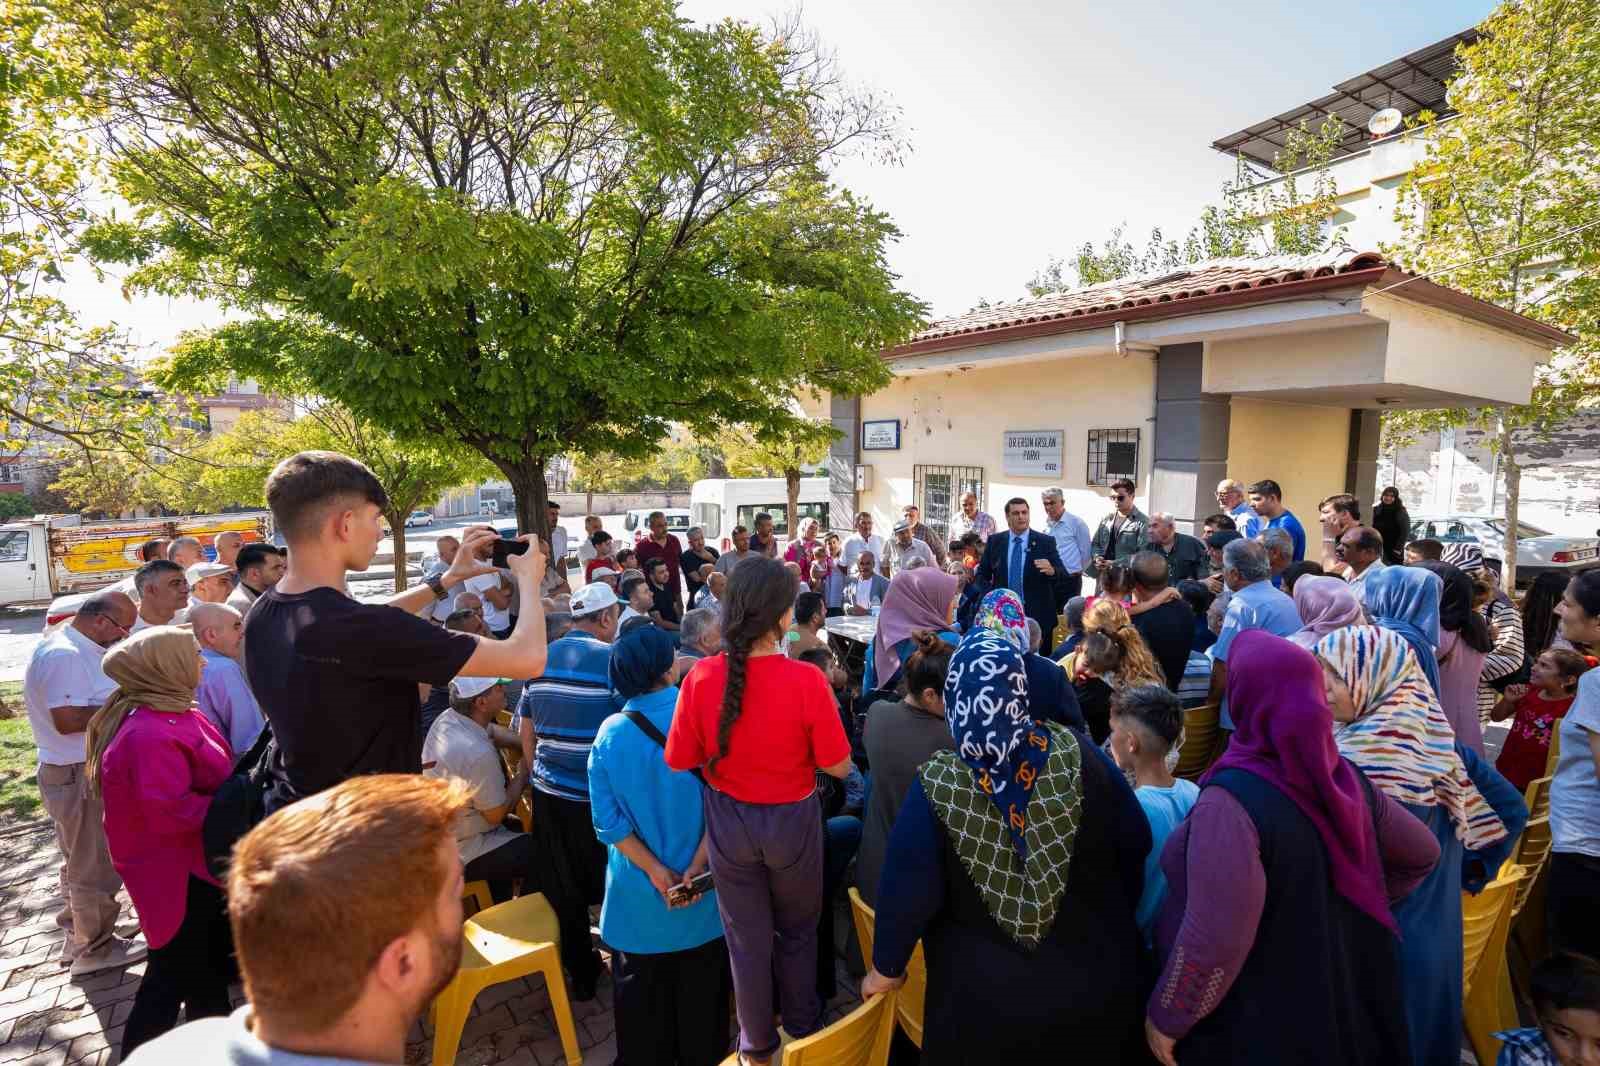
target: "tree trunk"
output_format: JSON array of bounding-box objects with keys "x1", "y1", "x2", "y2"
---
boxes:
[
  {"x1": 584, "y1": 489, "x2": 593, "y2": 516},
  {"x1": 506, "y1": 456, "x2": 552, "y2": 542},
  {"x1": 1499, "y1": 419, "x2": 1521, "y2": 590},
  {"x1": 387, "y1": 510, "x2": 408, "y2": 594},
  {"x1": 785, "y1": 466, "x2": 801, "y2": 553}
]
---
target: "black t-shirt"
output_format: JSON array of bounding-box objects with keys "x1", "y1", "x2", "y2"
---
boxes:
[
  {"x1": 651, "y1": 581, "x2": 681, "y2": 624},
  {"x1": 1132, "y1": 598, "x2": 1196, "y2": 693},
  {"x1": 682, "y1": 547, "x2": 719, "y2": 593},
  {"x1": 245, "y1": 586, "x2": 478, "y2": 809}
]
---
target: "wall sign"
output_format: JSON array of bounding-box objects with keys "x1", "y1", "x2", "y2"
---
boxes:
[
  {"x1": 1002, "y1": 429, "x2": 1064, "y2": 478},
  {"x1": 862, "y1": 419, "x2": 901, "y2": 451}
]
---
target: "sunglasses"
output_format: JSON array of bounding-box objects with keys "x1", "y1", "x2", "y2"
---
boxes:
[{"x1": 1112, "y1": 494, "x2": 1129, "y2": 502}]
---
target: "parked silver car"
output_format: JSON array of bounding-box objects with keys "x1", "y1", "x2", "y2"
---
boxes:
[{"x1": 1408, "y1": 514, "x2": 1600, "y2": 586}]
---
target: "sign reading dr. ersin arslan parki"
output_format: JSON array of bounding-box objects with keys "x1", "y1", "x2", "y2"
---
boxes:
[{"x1": 1002, "y1": 429, "x2": 1063, "y2": 477}]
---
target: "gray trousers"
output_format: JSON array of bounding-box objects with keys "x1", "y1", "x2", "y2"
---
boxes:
[
  {"x1": 38, "y1": 761, "x2": 123, "y2": 958},
  {"x1": 702, "y1": 788, "x2": 823, "y2": 1058}
]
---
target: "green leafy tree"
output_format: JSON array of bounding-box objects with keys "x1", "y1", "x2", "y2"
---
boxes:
[
  {"x1": 172, "y1": 407, "x2": 491, "y2": 590},
  {"x1": 572, "y1": 437, "x2": 707, "y2": 496},
  {"x1": 0, "y1": 493, "x2": 39, "y2": 520},
  {"x1": 58, "y1": 0, "x2": 923, "y2": 541},
  {"x1": 0, "y1": 4, "x2": 194, "y2": 475},
  {"x1": 712, "y1": 416, "x2": 836, "y2": 534},
  {"x1": 1027, "y1": 116, "x2": 1347, "y2": 294},
  {"x1": 1385, "y1": 0, "x2": 1600, "y2": 585}
]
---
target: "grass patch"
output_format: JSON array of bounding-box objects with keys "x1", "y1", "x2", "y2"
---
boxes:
[{"x1": 0, "y1": 682, "x2": 42, "y2": 823}]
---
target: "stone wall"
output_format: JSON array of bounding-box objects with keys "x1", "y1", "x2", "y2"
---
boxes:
[{"x1": 1378, "y1": 411, "x2": 1600, "y2": 537}]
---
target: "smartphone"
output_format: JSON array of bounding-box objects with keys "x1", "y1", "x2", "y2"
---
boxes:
[
  {"x1": 669, "y1": 871, "x2": 714, "y2": 904},
  {"x1": 489, "y1": 538, "x2": 529, "y2": 568}
]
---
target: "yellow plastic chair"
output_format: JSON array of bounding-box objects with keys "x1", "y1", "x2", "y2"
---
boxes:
[
  {"x1": 1508, "y1": 776, "x2": 1554, "y2": 918},
  {"x1": 846, "y1": 888, "x2": 928, "y2": 1048},
  {"x1": 430, "y1": 892, "x2": 582, "y2": 1066},
  {"x1": 718, "y1": 990, "x2": 897, "y2": 1066},
  {"x1": 1174, "y1": 704, "x2": 1221, "y2": 782},
  {"x1": 461, "y1": 880, "x2": 493, "y2": 917},
  {"x1": 1463, "y1": 863, "x2": 1526, "y2": 1066}
]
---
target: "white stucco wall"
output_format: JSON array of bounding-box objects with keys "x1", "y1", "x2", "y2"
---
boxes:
[{"x1": 856, "y1": 353, "x2": 1157, "y2": 535}]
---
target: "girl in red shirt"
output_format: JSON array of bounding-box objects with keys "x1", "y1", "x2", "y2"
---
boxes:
[
  {"x1": 665, "y1": 556, "x2": 853, "y2": 1066},
  {"x1": 1491, "y1": 648, "x2": 1590, "y2": 792}
]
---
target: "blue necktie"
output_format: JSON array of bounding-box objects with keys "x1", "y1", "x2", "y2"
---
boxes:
[{"x1": 1009, "y1": 533, "x2": 1024, "y2": 591}]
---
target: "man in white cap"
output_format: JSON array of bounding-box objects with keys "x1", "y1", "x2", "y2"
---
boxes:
[
  {"x1": 886, "y1": 519, "x2": 934, "y2": 575},
  {"x1": 423, "y1": 675, "x2": 532, "y2": 902},
  {"x1": 588, "y1": 565, "x2": 620, "y2": 591},
  {"x1": 185, "y1": 561, "x2": 235, "y2": 611},
  {"x1": 513, "y1": 579, "x2": 620, "y2": 998}
]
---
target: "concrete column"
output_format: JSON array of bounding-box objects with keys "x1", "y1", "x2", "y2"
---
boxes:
[
  {"x1": 1346, "y1": 409, "x2": 1381, "y2": 513},
  {"x1": 1150, "y1": 343, "x2": 1231, "y2": 534},
  {"x1": 828, "y1": 393, "x2": 860, "y2": 533}
]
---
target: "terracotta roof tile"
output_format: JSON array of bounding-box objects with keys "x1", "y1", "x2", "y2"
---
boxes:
[{"x1": 908, "y1": 249, "x2": 1389, "y2": 345}]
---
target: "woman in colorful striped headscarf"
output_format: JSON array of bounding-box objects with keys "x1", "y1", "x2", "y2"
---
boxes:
[
  {"x1": 1314, "y1": 625, "x2": 1527, "y2": 1066},
  {"x1": 861, "y1": 631, "x2": 1149, "y2": 1062},
  {"x1": 977, "y1": 588, "x2": 1085, "y2": 730}
]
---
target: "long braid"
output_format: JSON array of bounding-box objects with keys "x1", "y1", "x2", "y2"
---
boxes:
[
  {"x1": 708, "y1": 626, "x2": 753, "y2": 778},
  {"x1": 704, "y1": 556, "x2": 794, "y2": 778}
]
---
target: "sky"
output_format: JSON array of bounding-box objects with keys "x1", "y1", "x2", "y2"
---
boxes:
[{"x1": 78, "y1": 0, "x2": 1497, "y2": 358}]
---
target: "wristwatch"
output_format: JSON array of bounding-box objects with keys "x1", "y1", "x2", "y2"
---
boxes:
[{"x1": 425, "y1": 573, "x2": 448, "y2": 601}]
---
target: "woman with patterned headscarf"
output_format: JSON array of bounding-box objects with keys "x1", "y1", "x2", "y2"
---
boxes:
[
  {"x1": 1145, "y1": 631, "x2": 1440, "y2": 1066},
  {"x1": 976, "y1": 588, "x2": 1084, "y2": 731},
  {"x1": 85, "y1": 627, "x2": 236, "y2": 1058},
  {"x1": 1315, "y1": 626, "x2": 1526, "y2": 1066},
  {"x1": 862, "y1": 632, "x2": 1150, "y2": 1062}
]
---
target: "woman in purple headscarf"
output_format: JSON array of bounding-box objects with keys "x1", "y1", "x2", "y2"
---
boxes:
[
  {"x1": 1144, "y1": 631, "x2": 1440, "y2": 1066},
  {"x1": 1288, "y1": 575, "x2": 1365, "y2": 650},
  {"x1": 864, "y1": 567, "x2": 959, "y2": 694}
]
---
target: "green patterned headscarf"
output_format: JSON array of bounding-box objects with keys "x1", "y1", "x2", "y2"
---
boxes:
[{"x1": 919, "y1": 720, "x2": 1084, "y2": 948}]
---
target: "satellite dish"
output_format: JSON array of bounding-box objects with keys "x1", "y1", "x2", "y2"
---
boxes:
[{"x1": 1368, "y1": 107, "x2": 1403, "y2": 137}]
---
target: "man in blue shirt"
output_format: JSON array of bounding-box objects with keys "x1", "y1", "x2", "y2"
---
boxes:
[
  {"x1": 1242, "y1": 479, "x2": 1307, "y2": 562},
  {"x1": 516, "y1": 580, "x2": 622, "y2": 999},
  {"x1": 189, "y1": 603, "x2": 266, "y2": 754},
  {"x1": 1042, "y1": 486, "x2": 1091, "y2": 600},
  {"x1": 1207, "y1": 538, "x2": 1302, "y2": 727}
]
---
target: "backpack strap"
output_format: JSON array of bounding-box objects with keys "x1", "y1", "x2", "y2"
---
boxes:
[{"x1": 623, "y1": 710, "x2": 707, "y2": 787}]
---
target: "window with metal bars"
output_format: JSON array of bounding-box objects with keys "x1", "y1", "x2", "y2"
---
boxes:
[
  {"x1": 914, "y1": 465, "x2": 985, "y2": 544},
  {"x1": 1086, "y1": 428, "x2": 1140, "y2": 487}
]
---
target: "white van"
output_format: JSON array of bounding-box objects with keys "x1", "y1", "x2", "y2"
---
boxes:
[
  {"x1": 689, "y1": 477, "x2": 832, "y2": 552},
  {"x1": 623, "y1": 508, "x2": 693, "y2": 550}
]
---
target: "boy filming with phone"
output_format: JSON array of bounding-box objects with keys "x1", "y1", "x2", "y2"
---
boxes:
[
  {"x1": 587, "y1": 625, "x2": 730, "y2": 1064},
  {"x1": 245, "y1": 451, "x2": 548, "y2": 813}
]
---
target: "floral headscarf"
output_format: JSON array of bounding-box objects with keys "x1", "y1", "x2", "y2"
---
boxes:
[
  {"x1": 975, "y1": 588, "x2": 1029, "y2": 654},
  {"x1": 1314, "y1": 626, "x2": 1508, "y2": 850},
  {"x1": 942, "y1": 630, "x2": 1052, "y2": 858}
]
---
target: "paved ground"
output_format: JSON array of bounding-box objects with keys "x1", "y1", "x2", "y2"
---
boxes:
[{"x1": 0, "y1": 817, "x2": 865, "y2": 1065}]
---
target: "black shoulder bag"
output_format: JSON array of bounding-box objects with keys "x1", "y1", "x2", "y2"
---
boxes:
[
  {"x1": 201, "y1": 724, "x2": 280, "y2": 880},
  {"x1": 623, "y1": 710, "x2": 707, "y2": 786}
]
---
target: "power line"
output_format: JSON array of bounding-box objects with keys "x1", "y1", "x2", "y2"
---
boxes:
[{"x1": 1360, "y1": 214, "x2": 1600, "y2": 300}]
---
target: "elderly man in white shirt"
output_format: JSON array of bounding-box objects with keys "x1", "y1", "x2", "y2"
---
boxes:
[
  {"x1": 22, "y1": 591, "x2": 148, "y2": 977},
  {"x1": 1041, "y1": 486, "x2": 1091, "y2": 600},
  {"x1": 422, "y1": 675, "x2": 533, "y2": 902}
]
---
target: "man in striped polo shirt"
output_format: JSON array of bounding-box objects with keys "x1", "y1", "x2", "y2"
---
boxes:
[{"x1": 516, "y1": 581, "x2": 622, "y2": 999}]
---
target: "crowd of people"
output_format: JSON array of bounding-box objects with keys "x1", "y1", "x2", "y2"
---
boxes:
[{"x1": 22, "y1": 454, "x2": 1600, "y2": 1066}]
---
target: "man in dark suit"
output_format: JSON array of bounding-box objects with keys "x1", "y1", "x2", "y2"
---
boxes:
[{"x1": 975, "y1": 497, "x2": 1069, "y2": 648}]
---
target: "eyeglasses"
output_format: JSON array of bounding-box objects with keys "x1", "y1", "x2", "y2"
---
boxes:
[{"x1": 1112, "y1": 494, "x2": 1128, "y2": 502}]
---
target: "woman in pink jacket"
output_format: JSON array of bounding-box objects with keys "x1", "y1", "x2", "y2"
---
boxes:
[{"x1": 86, "y1": 626, "x2": 236, "y2": 1059}]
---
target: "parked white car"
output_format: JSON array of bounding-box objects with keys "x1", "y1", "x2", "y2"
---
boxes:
[
  {"x1": 1408, "y1": 514, "x2": 1600, "y2": 586},
  {"x1": 404, "y1": 510, "x2": 434, "y2": 528}
]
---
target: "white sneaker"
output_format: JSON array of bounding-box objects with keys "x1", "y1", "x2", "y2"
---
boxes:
[{"x1": 69, "y1": 936, "x2": 147, "y2": 979}]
